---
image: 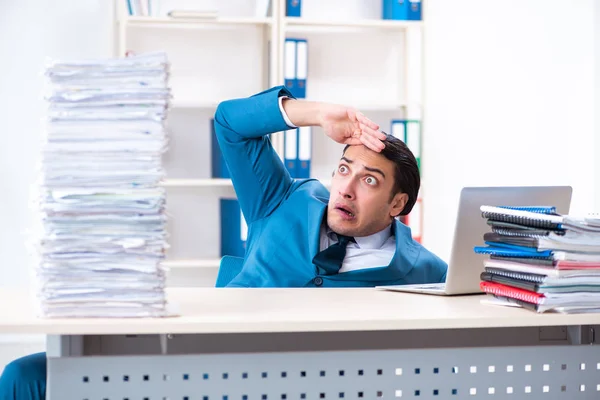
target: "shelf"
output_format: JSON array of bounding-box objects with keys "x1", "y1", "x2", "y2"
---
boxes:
[
  {"x1": 163, "y1": 259, "x2": 221, "y2": 269},
  {"x1": 160, "y1": 179, "x2": 233, "y2": 188},
  {"x1": 124, "y1": 16, "x2": 273, "y2": 29},
  {"x1": 171, "y1": 99, "x2": 218, "y2": 109},
  {"x1": 284, "y1": 18, "x2": 421, "y2": 32}
]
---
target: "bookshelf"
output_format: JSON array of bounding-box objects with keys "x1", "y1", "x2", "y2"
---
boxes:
[{"x1": 114, "y1": 0, "x2": 423, "y2": 287}]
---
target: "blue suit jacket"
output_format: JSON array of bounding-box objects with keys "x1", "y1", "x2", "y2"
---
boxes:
[{"x1": 214, "y1": 86, "x2": 448, "y2": 287}]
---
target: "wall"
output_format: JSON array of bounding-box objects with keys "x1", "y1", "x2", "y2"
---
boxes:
[
  {"x1": 421, "y1": 0, "x2": 596, "y2": 260},
  {"x1": 596, "y1": 1, "x2": 600, "y2": 213},
  {"x1": 0, "y1": 0, "x2": 114, "y2": 289},
  {"x1": 0, "y1": 0, "x2": 114, "y2": 367}
]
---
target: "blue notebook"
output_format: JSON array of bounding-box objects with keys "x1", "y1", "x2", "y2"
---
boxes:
[
  {"x1": 474, "y1": 245, "x2": 553, "y2": 258},
  {"x1": 497, "y1": 206, "x2": 557, "y2": 214}
]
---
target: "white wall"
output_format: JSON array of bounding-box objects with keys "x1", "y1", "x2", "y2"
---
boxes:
[
  {"x1": 596, "y1": 1, "x2": 600, "y2": 213},
  {"x1": 0, "y1": 1, "x2": 597, "y2": 282},
  {"x1": 422, "y1": 0, "x2": 596, "y2": 260},
  {"x1": 0, "y1": 0, "x2": 114, "y2": 288}
]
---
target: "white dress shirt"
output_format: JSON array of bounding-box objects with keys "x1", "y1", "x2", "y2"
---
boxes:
[
  {"x1": 279, "y1": 97, "x2": 396, "y2": 272},
  {"x1": 319, "y1": 224, "x2": 396, "y2": 273}
]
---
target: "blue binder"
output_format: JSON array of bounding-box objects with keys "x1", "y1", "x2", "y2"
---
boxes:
[
  {"x1": 295, "y1": 39, "x2": 308, "y2": 98},
  {"x1": 286, "y1": 0, "x2": 302, "y2": 17},
  {"x1": 284, "y1": 38, "x2": 297, "y2": 95},
  {"x1": 408, "y1": 0, "x2": 422, "y2": 20},
  {"x1": 391, "y1": 119, "x2": 421, "y2": 171},
  {"x1": 211, "y1": 118, "x2": 230, "y2": 178},
  {"x1": 297, "y1": 126, "x2": 311, "y2": 178},
  {"x1": 220, "y1": 199, "x2": 248, "y2": 258},
  {"x1": 284, "y1": 128, "x2": 298, "y2": 177},
  {"x1": 383, "y1": 0, "x2": 409, "y2": 20}
]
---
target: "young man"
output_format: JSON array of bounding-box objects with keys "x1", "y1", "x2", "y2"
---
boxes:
[
  {"x1": 0, "y1": 86, "x2": 446, "y2": 399},
  {"x1": 216, "y1": 86, "x2": 447, "y2": 287}
]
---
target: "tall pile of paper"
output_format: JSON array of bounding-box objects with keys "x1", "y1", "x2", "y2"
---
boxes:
[
  {"x1": 475, "y1": 205, "x2": 600, "y2": 314},
  {"x1": 32, "y1": 52, "x2": 171, "y2": 317}
]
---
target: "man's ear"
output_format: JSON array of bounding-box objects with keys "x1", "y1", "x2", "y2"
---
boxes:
[{"x1": 390, "y1": 193, "x2": 409, "y2": 218}]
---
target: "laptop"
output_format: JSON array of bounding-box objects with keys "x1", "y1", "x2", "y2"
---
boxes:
[{"x1": 377, "y1": 186, "x2": 573, "y2": 295}]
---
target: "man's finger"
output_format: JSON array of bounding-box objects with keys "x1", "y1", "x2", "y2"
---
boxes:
[
  {"x1": 360, "y1": 132, "x2": 385, "y2": 152},
  {"x1": 360, "y1": 123, "x2": 387, "y2": 141},
  {"x1": 356, "y1": 113, "x2": 379, "y2": 130}
]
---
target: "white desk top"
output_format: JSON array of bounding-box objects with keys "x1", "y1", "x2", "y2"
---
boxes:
[{"x1": 1, "y1": 288, "x2": 600, "y2": 335}]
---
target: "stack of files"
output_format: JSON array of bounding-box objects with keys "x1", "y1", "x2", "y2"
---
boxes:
[
  {"x1": 474, "y1": 205, "x2": 600, "y2": 314},
  {"x1": 33, "y1": 51, "x2": 172, "y2": 318}
]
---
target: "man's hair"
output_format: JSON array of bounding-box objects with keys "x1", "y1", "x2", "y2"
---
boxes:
[{"x1": 342, "y1": 134, "x2": 420, "y2": 216}]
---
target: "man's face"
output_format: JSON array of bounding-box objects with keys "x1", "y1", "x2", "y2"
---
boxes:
[{"x1": 327, "y1": 145, "x2": 408, "y2": 237}]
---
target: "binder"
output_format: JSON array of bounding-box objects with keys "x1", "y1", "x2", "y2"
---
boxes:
[
  {"x1": 382, "y1": 0, "x2": 409, "y2": 20},
  {"x1": 295, "y1": 39, "x2": 308, "y2": 98},
  {"x1": 284, "y1": 128, "x2": 298, "y2": 177},
  {"x1": 210, "y1": 118, "x2": 230, "y2": 178},
  {"x1": 391, "y1": 119, "x2": 421, "y2": 171},
  {"x1": 390, "y1": 119, "x2": 406, "y2": 141},
  {"x1": 284, "y1": 39, "x2": 297, "y2": 95},
  {"x1": 408, "y1": 0, "x2": 422, "y2": 20},
  {"x1": 220, "y1": 199, "x2": 248, "y2": 258},
  {"x1": 405, "y1": 120, "x2": 421, "y2": 171},
  {"x1": 286, "y1": 0, "x2": 302, "y2": 17},
  {"x1": 407, "y1": 196, "x2": 422, "y2": 243},
  {"x1": 297, "y1": 126, "x2": 311, "y2": 178}
]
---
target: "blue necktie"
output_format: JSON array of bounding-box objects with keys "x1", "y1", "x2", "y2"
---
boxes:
[{"x1": 312, "y1": 235, "x2": 354, "y2": 275}]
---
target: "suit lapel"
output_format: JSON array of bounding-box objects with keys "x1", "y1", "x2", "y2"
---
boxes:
[
  {"x1": 326, "y1": 219, "x2": 420, "y2": 283},
  {"x1": 307, "y1": 195, "x2": 328, "y2": 262}
]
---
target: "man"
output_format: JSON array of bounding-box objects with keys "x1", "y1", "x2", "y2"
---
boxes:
[
  {"x1": 0, "y1": 86, "x2": 446, "y2": 399},
  {"x1": 216, "y1": 85, "x2": 447, "y2": 287}
]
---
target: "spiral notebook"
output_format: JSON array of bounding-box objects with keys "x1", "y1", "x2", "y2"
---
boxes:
[
  {"x1": 480, "y1": 281, "x2": 544, "y2": 304},
  {"x1": 480, "y1": 271, "x2": 542, "y2": 292},
  {"x1": 480, "y1": 205, "x2": 564, "y2": 230}
]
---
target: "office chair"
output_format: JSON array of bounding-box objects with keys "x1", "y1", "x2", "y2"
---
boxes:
[{"x1": 215, "y1": 255, "x2": 244, "y2": 287}]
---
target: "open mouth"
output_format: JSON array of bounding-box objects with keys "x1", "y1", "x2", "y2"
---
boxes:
[{"x1": 335, "y1": 204, "x2": 355, "y2": 218}]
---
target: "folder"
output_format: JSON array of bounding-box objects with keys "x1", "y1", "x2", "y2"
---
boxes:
[
  {"x1": 382, "y1": 0, "x2": 409, "y2": 20},
  {"x1": 295, "y1": 39, "x2": 308, "y2": 98},
  {"x1": 405, "y1": 120, "x2": 421, "y2": 171},
  {"x1": 407, "y1": 197, "x2": 422, "y2": 243},
  {"x1": 391, "y1": 119, "x2": 421, "y2": 171},
  {"x1": 297, "y1": 126, "x2": 311, "y2": 178},
  {"x1": 211, "y1": 118, "x2": 230, "y2": 178},
  {"x1": 284, "y1": 128, "x2": 298, "y2": 177},
  {"x1": 220, "y1": 199, "x2": 247, "y2": 258},
  {"x1": 284, "y1": 39, "x2": 297, "y2": 95},
  {"x1": 390, "y1": 119, "x2": 406, "y2": 140},
  {"x1": 286, "y1": 0, "x2": 302, "y2": 17},
  {"x1": 408, "y1": 0, "x2": 422, "y2": 20}
]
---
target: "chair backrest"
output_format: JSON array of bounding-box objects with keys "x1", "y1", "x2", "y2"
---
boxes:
[{"x1": 215, "y1": 255, "x2": 244, "y2": 287}]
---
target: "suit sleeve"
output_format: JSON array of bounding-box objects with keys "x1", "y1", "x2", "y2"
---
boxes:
[{"x1": 213, "y1": 86, "x2": 295, "y2": 224}]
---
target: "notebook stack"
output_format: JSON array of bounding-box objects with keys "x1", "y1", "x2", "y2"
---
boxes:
[
  {"x1": 475, "y1": 205, "x2": 600, "y2": 314},
  {"x1": 32, "y1": 52, "x2": 172, "y2": 318}
]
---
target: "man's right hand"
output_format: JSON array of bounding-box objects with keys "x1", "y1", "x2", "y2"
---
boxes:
[
  {"x1": 318, "y1": 103, "x2": 386, "y2": 153},
  {"x1": 282, "y1": 98, "x2": 387, "y2": 153}
]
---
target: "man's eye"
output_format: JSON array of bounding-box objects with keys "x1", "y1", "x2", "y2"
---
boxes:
[
  {"x1": 338, "y1": 165, "x2": 348, "y2": 173},
  {"x1": 365, "y1": 176, "x2": 377, "y2": 185}
]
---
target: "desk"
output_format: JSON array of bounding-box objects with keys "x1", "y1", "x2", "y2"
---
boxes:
[{"x1": 2, "y1": 288, "x2": 600, "y2": 399}]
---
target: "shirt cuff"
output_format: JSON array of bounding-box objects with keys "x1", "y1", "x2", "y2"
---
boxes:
[{"x1": 278, "y1": 96, "x2": 297, "y2": 128}]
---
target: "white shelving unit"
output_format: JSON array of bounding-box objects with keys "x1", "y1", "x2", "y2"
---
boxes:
[{"x1": 113, "y1": 0, "x2": 423, "y2": 287}]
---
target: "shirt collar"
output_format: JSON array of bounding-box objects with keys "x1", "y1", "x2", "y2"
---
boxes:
[{"x1": 326, "y1": 224, "x2": 393, "y2": 250}]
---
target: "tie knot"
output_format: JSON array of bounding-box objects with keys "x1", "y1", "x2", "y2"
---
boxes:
[{"x1": 337, "y1": 235, "x2": 353, "y2": 247}]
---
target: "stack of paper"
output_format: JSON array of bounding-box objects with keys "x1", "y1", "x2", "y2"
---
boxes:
[
  {"x1": 475, "y1": 206, "x2": 600, "y2": 314},
  {"x1": 32, "y1": 52, "x2": 172, "y2": 318}
]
